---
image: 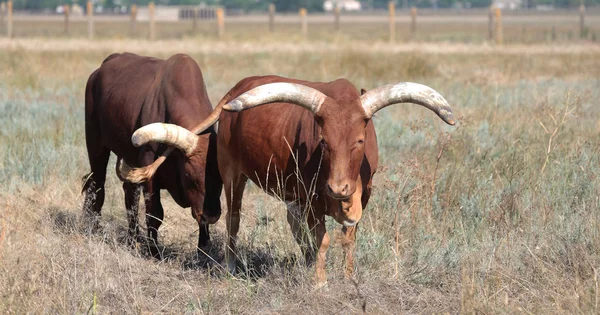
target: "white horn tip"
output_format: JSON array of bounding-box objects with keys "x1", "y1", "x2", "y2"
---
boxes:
[
  {"x1": 438, "y1": 109, "x2": 456, "y2": 125},
  {"x1": 223, "y1": 100, "x2": 242, "y2": 112},
  {"x1": 131, "y1": 132, "x2": 144, "y2": 147}
]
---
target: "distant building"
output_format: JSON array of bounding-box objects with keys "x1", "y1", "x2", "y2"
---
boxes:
[
  {"x1": 137, "y1": 5, "x2": 219, "y2": 22},
  {"x1": 492, "y1": 0, "x2": 522, "y2": 10},
  {"x1": 323, "y1": 0, "x2": 362, "y2": 11},
  {"x1": 71, "y1": 4, "x2": 84, "y2": 16},
  {"x1": 535, "y1": 4, "x2": 555, "y2": 11}
]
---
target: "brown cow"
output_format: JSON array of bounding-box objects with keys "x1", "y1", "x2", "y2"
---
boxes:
[
  {"x1": 126, "y1": 75, "x2": 455, "y2": 286},
  {"x1": 82, "y1": 53, "x2": 222, "y2": 257}
]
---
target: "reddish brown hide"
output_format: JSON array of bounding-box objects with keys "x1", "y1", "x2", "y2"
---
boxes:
[
  {"x1": 216, "y1": 75, "x2": 454, "y2": 286},
  {"x1": 217, "y1": 76, "x2": 378, "y2": 285},
  {"x1": 82, "y1": 53, "x2": 222, "y2": 257}
]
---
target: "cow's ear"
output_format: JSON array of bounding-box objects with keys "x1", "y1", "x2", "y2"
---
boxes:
[{"x1": 360, "y1": 88, "x2": 367, "y2": 95}]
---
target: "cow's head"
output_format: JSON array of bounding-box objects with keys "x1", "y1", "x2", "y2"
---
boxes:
[
  {"x1": 221, "y1": 82, "x2": 455, "y2": 226},
  {"x1": 119, "y1": 119, "x2": 223, "y2": 224}
]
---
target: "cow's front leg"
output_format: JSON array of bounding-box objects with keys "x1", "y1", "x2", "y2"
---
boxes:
[
  {"x1": 340, "y1": 177, "x2": 363, "y2": 279},
  {"x1": 341, "y1": 184, "x2": 363, "y2": 279},
  {"x1": 341, "y1": 224, "x2": 358, "y2": 279},
  {"x1": 191, "y1": 204, "x2": 210, "y2": 251},
  {"x1": 309, "y1": 212, "x2": 330, "y2": 287},
  {"x1": 193, "y1": 179, "x2": 223, "y2": 253},
  {"x1": 191, "y1": 205, "x2": 216, "y2": 253},
  {"x1": 143, "y1": 180, "x2": 164, "y2": 259},
  {"x1": 286, "y1": 203, "x2": 315, "y2": 266},
  {"x1": 123, "y1": 181, "x2": 141, "y2": 246}
]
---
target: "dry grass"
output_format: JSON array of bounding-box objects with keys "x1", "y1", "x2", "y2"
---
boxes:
[{"x1": 1, "y1": 38, "x2": 600, "y2": 313}]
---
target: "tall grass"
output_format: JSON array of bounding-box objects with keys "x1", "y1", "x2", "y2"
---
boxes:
[{"x1": 1, "y1": 45, "x2": 600, "y2": 313}]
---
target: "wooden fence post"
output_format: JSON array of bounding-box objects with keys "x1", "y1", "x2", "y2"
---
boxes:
[
  {"x1": 6, "y1": 0, "x2": 11, "y2": 38},
  {"x1": 216, "y1": 7, "x2": 224, "y2": 39},
  {"x1": 268, "y1": 3, "x2": 275, "y2": 32},
  {"x1": 298, "y1": 8, "x2": 308, "y2": 36},
  {"x1": 334, "y1": 4, "x2": 340, "y2": 31},
  {"x1": 87, "y1": 1, "x2": 94, "y2": 39},
  {"x1": 388, "y1": 1, "x2": 395, "y2": 43},
  {"x1": 64, "y1": 4, "x2": 70, "y2": 36},
  {"x1": 580, "y1": 4, "x2": 586, "y2": 38},
  {"x1": 0, "y1": 2, "x2": 4, "y2": 36},
  {"x1": 149, "y1": 2, "x2": 155, "y2": 40},
  {"x1": 410, "y1": 6, "x2": 417, "y2": 39},
  {"x1": 0, "y1": 2, "x2": 6, "y2": 34},
  {"x1": 299, "y1": 8, "x2": 307, "y2": 36},
  {"x1": 130, "y1": 4, "x2": 137, "y2": 37},
  {"x1": 495, "y1": 7, "x2": 502, "y2": 45},
  {"x1": 192, "y1": 7, "x2": 198, "y2": 33},
  {"x1": 488, "y1": 5, "x2": 494, "y2": 41}
]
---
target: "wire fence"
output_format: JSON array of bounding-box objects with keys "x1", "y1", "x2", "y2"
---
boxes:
[{"x1": 1, "y1": 1, "x2": 598, "y2": 44}]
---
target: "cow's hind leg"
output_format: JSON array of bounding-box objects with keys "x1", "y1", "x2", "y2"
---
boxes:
[
  {"x1": 224, "y1": 174, "x2": 247, "y2": 274},
  {"x1": 143, "y1": 180, "x2": 164, "y2": 259},
  {"x1": 82, "y1": 147, "x2": 110, "y2": 233},
  {"x1": 123, "y1": 181, "x2": 141, "y2": 245}
]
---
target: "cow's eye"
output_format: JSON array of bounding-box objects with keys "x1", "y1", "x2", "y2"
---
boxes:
[{"x1": 357, "y1": 139, "x2": 364, "y2": 145}]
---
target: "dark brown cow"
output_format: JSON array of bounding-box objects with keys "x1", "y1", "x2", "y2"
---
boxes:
[
  {"x1": 127, "y1": 75, "x2": 455, "y2": 286},
  {"x1": 82, "y1": 53, "x2": 222, "y2": 257}
]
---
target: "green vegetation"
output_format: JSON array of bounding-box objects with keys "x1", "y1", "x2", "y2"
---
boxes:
[{"x1": 0, "y1": 38, "x2": 599, "y2": 313}]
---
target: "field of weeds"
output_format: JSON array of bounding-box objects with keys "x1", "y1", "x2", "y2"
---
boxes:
[{"x1": 1, "y1": 39, "x2": 600, "y2": 313}]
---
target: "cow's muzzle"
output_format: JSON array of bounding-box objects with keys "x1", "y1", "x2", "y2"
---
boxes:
[{"x1": 326, "y1": 182, "x2": 354, "y2": 200}]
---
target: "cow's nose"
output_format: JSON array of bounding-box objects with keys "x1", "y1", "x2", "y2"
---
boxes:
[{"x1": 327, "y1": 183, "x2": 351, "y2": 199}]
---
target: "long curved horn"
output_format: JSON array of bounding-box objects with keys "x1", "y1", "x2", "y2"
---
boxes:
[
  {"x1": 118, "y1": 123, "x2": 193, "y2": 183},
  {"x1": 360, "y1": 82, "x2": 455, "y2": 125},
  {"x1": 223, "y1": 82, "x2": 328, "y2": 113},
  {"x1": 132, "y1": 123, "x2": 198, "y2": 155},
  {"x1": 118, "y1": 82, "x2": 327, "y2": 184},
  {"x1": 118, "y1": 99, "x2": 227, "y2": 183}
]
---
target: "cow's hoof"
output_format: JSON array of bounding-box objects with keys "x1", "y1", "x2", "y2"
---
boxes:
[
  {"x1": 80, "y1": 214, "x2": 100, "y2": 235},
  {"x1": 124, "y1": 234, "x2": 139, "y2": 248},
  {"x1": 344, "y1": 272, "x2": 355, "y2": 281},
  {"x1": 313, "y1": 280, "x2": 328, "y2": 290},
  {"x1": 197, "y1": 239, "x2": 212, "y2": 251},
  {"x1": 149, "y1": 246, "x2": 163, "y2": 260},
  {"x1": 226, "y1": 259, "x2": 237, "y2": 275}
]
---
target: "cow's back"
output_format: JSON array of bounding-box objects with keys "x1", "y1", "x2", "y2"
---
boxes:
[{"x1": 85, "y1": 53, "x2": 214, "y2": 164}]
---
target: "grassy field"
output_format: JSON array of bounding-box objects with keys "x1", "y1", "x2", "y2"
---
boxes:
[{"x1": 1, "y1": 37, "x2": 600, "y2": 313}]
